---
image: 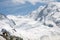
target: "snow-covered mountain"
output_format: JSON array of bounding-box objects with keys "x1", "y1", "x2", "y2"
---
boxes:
[
  {"x1": 29, "y1": 2, "x2": 60, "y2": 27},
  {"x1": 0, "y1": 2, "x2": 60, "y2": 40},
  {"x1": 0, "y1": 13, "x2": 23, "y2": 40}
]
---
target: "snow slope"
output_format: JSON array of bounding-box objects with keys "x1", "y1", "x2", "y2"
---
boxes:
[{"x1": 0, "y1": 2, "x2": 60, "y2": 40}]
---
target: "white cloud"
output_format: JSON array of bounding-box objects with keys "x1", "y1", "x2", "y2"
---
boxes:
[
  {"x1": 12, "y1": 0, "x2": 57, "y2": 5},
  {"x1": 12, "y1": 0, "x2": 26, "y2": 4}
]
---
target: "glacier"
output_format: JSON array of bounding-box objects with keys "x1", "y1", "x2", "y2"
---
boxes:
[{"x1": 0, "y1": 2, "x2": 60, "y2": 40}]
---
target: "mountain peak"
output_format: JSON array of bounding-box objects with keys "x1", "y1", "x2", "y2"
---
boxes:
[
  {"x1": 0, "y1": 13, "x2": 7, "y2": 20},
  {"x1": 29, "y1": 2, "x2": 60, "y2": 21}
]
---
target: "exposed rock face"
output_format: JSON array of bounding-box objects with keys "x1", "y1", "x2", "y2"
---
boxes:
[
  {"x1": 0, "y1": 36, "x2": 23, "y2": 40},
  {"x1": 0, "y1": 31, "x2": 23, "y2": 40}
]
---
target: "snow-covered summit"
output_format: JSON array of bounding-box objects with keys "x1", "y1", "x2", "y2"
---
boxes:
[
  {"x1": 29, "y1": 2, "x2": 60, "y2": 21},
  {"x1": 28, "y1": 2, "x2": 60, "y2": 28}
]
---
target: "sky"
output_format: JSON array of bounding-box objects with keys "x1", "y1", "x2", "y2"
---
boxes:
[{"x1": 0, "y1": 0, "x2": 60, "y2": 15}]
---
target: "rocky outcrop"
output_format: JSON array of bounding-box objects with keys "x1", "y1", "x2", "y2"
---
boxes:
[{"x1": 0, "y1": 31, "x2": 23, "y2": 40}]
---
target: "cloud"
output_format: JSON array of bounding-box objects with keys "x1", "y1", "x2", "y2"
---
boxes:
[
  {"x1": 12, "y1": 0, "x2": 26, "y2": 4},
  {"x1": 12, "y1": 0, "x2": 57, "y2": 5}
]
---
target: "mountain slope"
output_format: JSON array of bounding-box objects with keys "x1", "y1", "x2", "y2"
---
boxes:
[{"x1": 0, "y1": 14, "x2": 23, "y2": 40}]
